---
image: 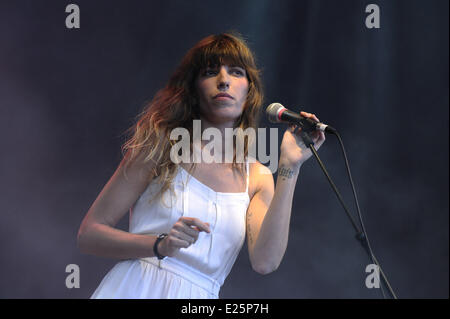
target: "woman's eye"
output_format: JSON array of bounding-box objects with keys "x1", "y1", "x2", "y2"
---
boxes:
[
  {"x1": 204, "y1": 69, "x2": 217, "y2": 76},
  {"x1": 232, "y1": 69, "x2": 245, "y2": 76},
  {"x1": 202, "y1": 68, "x2": 245, "y2": 77}
]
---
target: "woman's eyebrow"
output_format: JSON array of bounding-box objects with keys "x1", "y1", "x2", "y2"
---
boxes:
[{"x1": 202, "y1": 64, "x2": 245, "y2": 70}]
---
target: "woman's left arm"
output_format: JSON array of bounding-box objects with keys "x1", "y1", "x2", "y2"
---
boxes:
[{"x1": 246, "y1": 111, "x2": 326, "y2": 275}]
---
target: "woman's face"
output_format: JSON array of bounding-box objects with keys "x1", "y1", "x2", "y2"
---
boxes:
[{"x1": 195, "y1": 64, "x2": 249, "y2": 124}]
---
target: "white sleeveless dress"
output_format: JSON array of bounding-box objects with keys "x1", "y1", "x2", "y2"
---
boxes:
[{"x1": 90, "y1": 160, "x2": 250, "y2": 299}]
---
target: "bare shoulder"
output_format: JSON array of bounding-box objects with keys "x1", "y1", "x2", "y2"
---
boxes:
[
  {"x1": 120, "y1": 149, "x2": 156, "y2": 184},
  {"x1": 248, "y1": 159, "x2": 274, "y2": 200},
  {"x1": 81, "y1": 149, "x2": 156, "y2": 228}
]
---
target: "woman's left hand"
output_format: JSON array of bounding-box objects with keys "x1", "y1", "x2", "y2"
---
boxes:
[{"x1": 279, "y1": 111, "x2": 326, "y2": 168}]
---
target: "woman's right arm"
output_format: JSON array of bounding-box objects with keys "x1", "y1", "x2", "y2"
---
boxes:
[{"x1": 77, "y1": 150, "x2": 159, "y2": 260}]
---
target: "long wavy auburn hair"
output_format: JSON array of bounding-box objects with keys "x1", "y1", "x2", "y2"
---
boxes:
[{"x1": 121, "y1": 32, "x2": 264, "y2": 205}]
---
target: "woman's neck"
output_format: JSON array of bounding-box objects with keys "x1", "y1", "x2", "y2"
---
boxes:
[{"x1": 194, "y1": 116, "x2": 238, "y2": 163}]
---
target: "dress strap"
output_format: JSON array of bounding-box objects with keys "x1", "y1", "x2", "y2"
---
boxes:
[{"x1": 245, "y1": 157, "x2": 249, "y2": 194}]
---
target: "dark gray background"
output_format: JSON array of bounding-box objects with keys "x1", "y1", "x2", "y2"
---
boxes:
[{"x1": 0, "y1": 0, "x2": 447, "y2": 298}]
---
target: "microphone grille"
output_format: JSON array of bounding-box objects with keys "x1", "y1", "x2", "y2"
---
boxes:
[{"x1": 266, "y1": 103, "x2": 285, "y2": 123}]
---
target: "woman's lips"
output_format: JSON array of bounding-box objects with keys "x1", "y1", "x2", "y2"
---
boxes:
[{"x1": 213, "y1": 93, "x2": 234, "y2": 99}]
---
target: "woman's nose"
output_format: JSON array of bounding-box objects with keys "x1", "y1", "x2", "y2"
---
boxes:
[{"x1": 217, "y1": 67, "x2": 230, "y2": 90}]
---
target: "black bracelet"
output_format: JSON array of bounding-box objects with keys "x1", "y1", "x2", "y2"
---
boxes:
[{"x1": 153, "y1": 233, "x2": 168, "y2": 260}]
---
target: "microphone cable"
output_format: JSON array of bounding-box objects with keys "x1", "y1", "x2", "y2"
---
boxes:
[{"x1": 299, "y1": 129, "x2": 398, "y2": 299}]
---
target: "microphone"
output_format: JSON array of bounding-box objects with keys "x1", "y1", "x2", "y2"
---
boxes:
[{"x1": 266, "y1": 103, "x2": 336, "y2": 134}]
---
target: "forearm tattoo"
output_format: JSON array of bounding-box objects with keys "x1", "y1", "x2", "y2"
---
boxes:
[
  {"x1": 247, "y1": 210, "x2": 254, "y2": 246},
  {"x1": 278, "y1": 165, "x2": 295, "y2": 181}
]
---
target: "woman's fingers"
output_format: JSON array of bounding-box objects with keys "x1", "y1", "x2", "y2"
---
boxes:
[
  {"x1": 289, "y1": 112, "x2": 320, "y2": 136},
  {"x1": 288, "y1": 123, "x2": 299, "y2": 135},
  {"x1": 286, "y1": 111, "x2": 325, "y2": 150},
  {"x1": 171, "y1": 228, "x2": 198, "y2": 245},
  {"x1": 164, "y1": 217, "x2": 210, "y2": 255},
  {"x1": 166, "y1": 235, "x2": 191, "y2": 249},
  {"x1": 160, "y1": 217, "x2": 212, "y2": 258},
  {"x1": 300, "y1": 111, "x2": 325, "y2": 137},
  {"x1": 300, "y1": 111, "x2": 320, "y2": 123},
  {"x1": 174, "y1": 220, "x2": 199, "y2": 238},
  {"x1": 182, "y1": 217, "x2": 211, "y2": 233}
]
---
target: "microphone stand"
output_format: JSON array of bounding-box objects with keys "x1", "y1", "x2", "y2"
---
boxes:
[{"x1": 299, "y1": 130, "x2": 397, "y2": 299}]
